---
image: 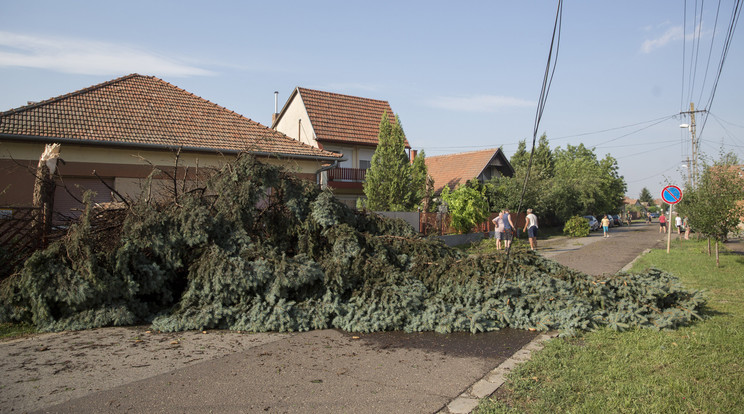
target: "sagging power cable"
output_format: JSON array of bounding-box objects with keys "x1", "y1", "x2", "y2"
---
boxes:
[{"x1": 502, "y1": 0, "x2": 563, "y2": 274}]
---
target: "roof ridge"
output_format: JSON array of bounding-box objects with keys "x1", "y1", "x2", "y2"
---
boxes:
[
  {"x1": 427, "y1": 148, "x2": 501, "y2": 159},
  {"x1": 1, "y1": 74, "x2": 143, "y2": 116},
  {"x1": 297, "y1": 87, "x2": 390, "y2": 105}
]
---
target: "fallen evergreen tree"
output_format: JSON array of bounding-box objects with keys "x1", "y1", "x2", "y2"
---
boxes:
[{"x1": 0, "y1": 155, "x2": 705, "y2": 336}]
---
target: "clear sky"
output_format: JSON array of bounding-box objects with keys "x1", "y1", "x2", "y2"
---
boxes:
[{"x1": 1, "y1": 1, "x2": 742, "y2": 200}]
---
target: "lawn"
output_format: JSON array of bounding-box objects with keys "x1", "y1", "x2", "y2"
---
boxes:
[{"x1": 475, "y1": 238, "x2": 744, "y2": 413}]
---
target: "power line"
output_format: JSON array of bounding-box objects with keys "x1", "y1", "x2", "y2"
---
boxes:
[
  {"x1": 550, "y1": 115, "x2": 678, "y2": 140},
  {"x1": 592, "y1": 116, "x2": 677, "y2": 147},
  {"x1": 503, "y1": 0, "x2": 562, "y2": 271},
  {"x1": 696, "y1": 0, "x2": 723, "y2": 105},
  {"x1": 627, "y1": 163, "x2": 682, "y2": 184},
  {"x1": 698, "y1": 0, "x2": 742, "y2": 138}
]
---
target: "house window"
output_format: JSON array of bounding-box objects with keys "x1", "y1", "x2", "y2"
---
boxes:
[{"x1": 359, "y1": 160, "x2": 371, "y2": 170}]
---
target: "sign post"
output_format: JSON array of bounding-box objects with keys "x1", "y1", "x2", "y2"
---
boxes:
[{"x1": 661, "y1": 185, "x2": 683, "y2": 253}]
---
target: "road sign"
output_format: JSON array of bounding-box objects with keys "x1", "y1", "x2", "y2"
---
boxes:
[{"x1": 661, "y1": 185, "x2": 683, "y2": 205}]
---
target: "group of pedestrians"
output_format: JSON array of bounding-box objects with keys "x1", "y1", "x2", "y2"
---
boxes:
[
  {"x1": 491, "y1": 208, "x2": 539, "y2": 251},
  {"x1": 658, "y1": 212, "x2": 690, "y2": 240}
]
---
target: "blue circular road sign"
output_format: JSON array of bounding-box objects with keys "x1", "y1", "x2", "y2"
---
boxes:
[{"x1": 661, "y1": 185, "x2": 683, "y2": 205}]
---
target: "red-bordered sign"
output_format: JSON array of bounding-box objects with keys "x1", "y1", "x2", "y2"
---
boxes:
[{"x1": 661, "y1": 185, "x2": 683, "y2": 205}]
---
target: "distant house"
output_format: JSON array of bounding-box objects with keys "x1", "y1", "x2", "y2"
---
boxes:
[
  {"x1": 272, "y1": 87, "x2": 411, "y2": 208},
  {"x1": 0, "y1": 74, "x2": 342, "y2": 220},
  {"x1": 425, "y1": 148, "x2": 514, "y2": 194}
]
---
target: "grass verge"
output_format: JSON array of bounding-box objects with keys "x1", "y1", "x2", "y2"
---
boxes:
[
  {"x1": 0, "y1": 322, "x2": 36, "y2": 341},
  {"x1": 475, "y1": 238, "x2": 744, "y2": 413}
]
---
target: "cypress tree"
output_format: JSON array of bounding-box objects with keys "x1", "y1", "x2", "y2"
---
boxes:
[{"x1": 363, "y1": 112, "x2": 413, "y2": 211}]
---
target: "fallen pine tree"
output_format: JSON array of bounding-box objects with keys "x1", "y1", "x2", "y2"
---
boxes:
[{"x1": 0, "y1": 155, "x2": 705, "y2": 336}]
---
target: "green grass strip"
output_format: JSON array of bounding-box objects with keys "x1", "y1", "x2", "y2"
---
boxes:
[{"x1": 476, "y1": 238, "x2": 744, "y2": 413}]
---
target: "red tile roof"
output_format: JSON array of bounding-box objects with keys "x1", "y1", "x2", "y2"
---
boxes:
[
  {"x1": 294, "y1": 87, "x2": 410, "y2": 148},
  {"x1": 0, "y1": 74, "x2": 342, "y2": 160},
  {"x1": 426, "y1": 148, "x2": 510, "y2": 193}
]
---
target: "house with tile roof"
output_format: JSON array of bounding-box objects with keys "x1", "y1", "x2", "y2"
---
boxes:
[
  {"x1": 272, "y1": 87, "x2": 411, "y2": 208},
  {"x1": 0, "y1": 74, "x2": 342, "y2": 220},
  {"x1": 425, "y1": 148, "x2": 514, "y2": 194}
]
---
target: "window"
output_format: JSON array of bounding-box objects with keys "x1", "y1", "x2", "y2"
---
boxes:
[{"x1": 359, "y1": 160, "x2": 371, "y2": 170}]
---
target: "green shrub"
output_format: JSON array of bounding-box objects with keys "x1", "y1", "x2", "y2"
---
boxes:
[{"x1": 563, "y1": 215, "x2": 590, "y2": 237}]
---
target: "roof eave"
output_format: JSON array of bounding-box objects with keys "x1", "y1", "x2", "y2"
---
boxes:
[{"x1": 0, "y1": 133, "x2": 344, "y2": 162}]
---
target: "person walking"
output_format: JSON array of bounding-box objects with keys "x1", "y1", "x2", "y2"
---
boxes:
[
  {"x1": 601, "y1": 215, "x2": 611, "y2": 238},
  {"x1": 675, "y1": 214, "x2": 683, "y2": 235},
  {"x1": 659, "y1": 212, "x2": 667, "y2": 233},
  {"x1": 491, "y1": 211, "x2": 505, "y2": 250},
  {"x1": 502, "y1": 209, "x2": 515, "y2": 249},
  {"x1": 683, "y1": 215, "x2": 690, "y2": 240},
  {"x1": 523, "y1": 208, "x2": 539, "y2": 250}
]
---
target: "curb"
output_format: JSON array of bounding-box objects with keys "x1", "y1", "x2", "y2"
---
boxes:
[
  {"x1": 437, "y1": 331, "x2": 559, "y2": 414},
  {"x1": 620, "y1": 248, "x2": 652, "y2": 272}
]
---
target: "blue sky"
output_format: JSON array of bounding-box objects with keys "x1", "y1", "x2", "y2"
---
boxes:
[{"x1": 1, "y1": 1, "x2": 742, "y2": 199}]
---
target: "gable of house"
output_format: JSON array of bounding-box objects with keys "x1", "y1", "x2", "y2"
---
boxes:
[
  {"x1": 425, "y1": 148, "x2": 514, "y2": 193},
  {"x1": 273, "y1": 87, "x2": 410, "y2": 149}
]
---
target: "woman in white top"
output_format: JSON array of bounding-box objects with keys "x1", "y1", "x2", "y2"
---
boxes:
[{"x1": 524, "y1": 209, "x2": 538, "y2": 250}]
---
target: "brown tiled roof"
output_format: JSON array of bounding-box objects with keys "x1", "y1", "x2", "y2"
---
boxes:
[
  {"x1": 0, "y1": 74, "x2": 342, "y2": 160},
  {"x1": 426, "y1": 148, "x2": 506, "y2": 193},
  {"x1": 295, "y1": 87, "x2": 410, "y2": 148}
]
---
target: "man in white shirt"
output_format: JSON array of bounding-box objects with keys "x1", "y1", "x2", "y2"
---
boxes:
[
  {"x1": 675, "y1": 214, "x2": 683, "y2": 234},
  {"x1": 523, "y1": 208, "x2": 539, "y2": 250}
]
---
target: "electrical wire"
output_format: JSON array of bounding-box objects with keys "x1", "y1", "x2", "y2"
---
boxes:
[
  {"x1": 502, "y1": 0, "x2": 562, "y2": 273},
  {"x1": 698, "y1": 0, "x2": 742, "y2": 139},
  {"x1": 696, "y1": 0, "x2": 723, "y2": 106},
  {"x1": 626, "y1": 163, "x2": 681, "y2": 184},
  {"x1": 592, "y1": 116, "x2": 677, "y2": 148},
  {"x1": 687, "y1": 0, "x2": 704, "y2": 106},
  {"x1": 681, "y1": 0, "x2": 689, "y2": 113},
  {"x1": 550, "y1": 115, "x2": 679, "y2": 141}
]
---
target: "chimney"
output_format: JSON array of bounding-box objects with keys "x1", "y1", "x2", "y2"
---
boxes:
[
  {"x1": 410, "y1": 149, "x2": 418, "y2": 164},
  {"x1": 271, "y1": 91, "x2": 279, "y2": 125}
]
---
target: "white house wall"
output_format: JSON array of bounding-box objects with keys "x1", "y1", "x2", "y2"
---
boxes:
[{"x1": 274, "y1": 93, "x2": 317, "y2": 148}]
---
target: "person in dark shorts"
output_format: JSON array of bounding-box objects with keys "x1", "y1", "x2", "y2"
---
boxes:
[
  {"x1": 659, "y1": 213, "x2": 667, "y2": 233},
  {"x1": 523, "y1": 208, "x2": 539, "y2": 250}
]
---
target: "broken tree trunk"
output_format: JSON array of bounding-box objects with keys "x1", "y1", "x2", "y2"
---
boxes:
[{"x1": 32, "y1": 144, "x2": 61, "y2": 247}]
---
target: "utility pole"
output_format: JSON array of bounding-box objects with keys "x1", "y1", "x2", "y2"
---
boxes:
[
  {"x1": 680, "y1": 103, "x2": 705, "y2": 187},
  {"x1": 689, "y1": 103, "x2": 698, "y2": 187}
]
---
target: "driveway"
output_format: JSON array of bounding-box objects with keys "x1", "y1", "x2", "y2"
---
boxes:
[{"x1": 1, "y1": 222, "x2": 666, "y2": 414}]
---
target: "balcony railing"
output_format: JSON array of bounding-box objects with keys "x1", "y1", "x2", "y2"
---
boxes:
[{"x1": 328, "y1": 167, "x2": 367, "y2": 182}]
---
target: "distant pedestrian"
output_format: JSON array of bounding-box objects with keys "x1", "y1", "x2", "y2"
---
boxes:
[
  {"x1": 683, "y1": 215, "x2": 690, "y2": 240},
  {"x1": 523, "y1": 209, "x2": 539, "y2": 250},
  {"x1": 675, "y1": 214, "x2": 683, "y2": 234},
  {"x1": 659, "y1": 213, "x2": 667, "y2": 233},
  {"x1": 502, "y1": 209, "x2": 515, "y2": 248},
  {"x1": 492, "y1": 211, "x2": 505, "y2": 250},
  {"x1": 601, "y1": 215, "x2": 611, "y2": 238}
]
